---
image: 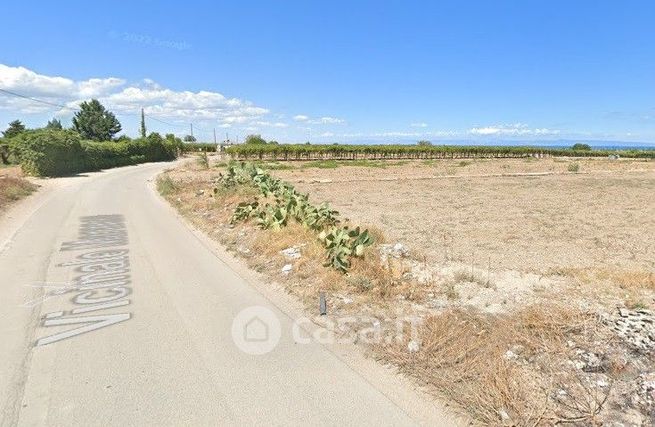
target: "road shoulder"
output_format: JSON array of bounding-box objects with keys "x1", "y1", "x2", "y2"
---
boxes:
[{"x1": 147, "y1": 168, "x2": 465, "y2": 426}]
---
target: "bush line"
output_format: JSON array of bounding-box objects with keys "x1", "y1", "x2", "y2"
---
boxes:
[
  {"x1": 226, "y1": 143, "x2": 655, "y2": 161},
  {"x1": 6, "y1": 129, "x2": 181, "y2": 177}
]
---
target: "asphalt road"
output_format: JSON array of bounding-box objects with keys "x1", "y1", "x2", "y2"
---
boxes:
[{"x1": 0, "y1": 162, "x2": 456, "y2": 426}]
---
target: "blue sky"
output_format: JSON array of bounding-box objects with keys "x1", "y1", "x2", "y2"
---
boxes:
[{"x1": 1, "y1": 0, "x2": 654, "y2": 144}]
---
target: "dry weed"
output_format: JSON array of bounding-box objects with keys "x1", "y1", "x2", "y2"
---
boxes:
[
  {"x1": 551, "y1": 267, "x2": 655, "y2": 291},
  {"x1": 0, "y1": 175, "x2": 37, "y2": 210},
  {"x1": 378, "y1": 304, "x2": 611, "y2": 425}
]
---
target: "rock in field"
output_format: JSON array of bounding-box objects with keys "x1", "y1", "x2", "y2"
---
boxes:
[{"x1": 607, "y1": 308, "x2": 655, "y2": 353}]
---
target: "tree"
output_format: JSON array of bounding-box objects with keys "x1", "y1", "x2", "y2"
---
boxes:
[
  {"x1": 140, "y1": 108, "x2": 147, "y2": 138},
  {"x1": 147, "y1": 132, "x2": 164, "y2": 144},
  {"x1": 45, "y1": 118, "x2": 63, "y2": 130},
  {"x1": 72, "y1": 99, "x2": 122, "y2": 141},
  {"x1": 3, "y1": 120, "x2": 26, "y2": 138},
  {"x1": 571, "y1": 143, "x2": 591, "y2": 151},
  {"x1": 165, "y1": 133, "x2": 183, "y2": 152},
  {"x1": 244, "y1": 134, "x2": 267, "y2": 145},
  {"x1": 183, "y1": 134, "x2": 197, "y2": 142},
  {"x1": 417, "y1": 140, "x2": 432, "y2": 146}
]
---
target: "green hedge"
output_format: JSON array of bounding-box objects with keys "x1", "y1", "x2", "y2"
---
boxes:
[
  {"x1": 180, "y1": 142, "x2": 218, "y2": 152},
  {"x1": 10, "y1": 129, "x2": 180, "y2": 177}
]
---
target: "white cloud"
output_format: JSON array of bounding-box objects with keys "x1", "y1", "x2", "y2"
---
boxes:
[
  {"x1": 334, "y1": 130, "x2": 458, "y2": 139},
  {"x1": 293, "y1": 114, "x2": 344, "y2": 124},
  {"x1": 410, "y1": 122, "x2": 428, "y2": 128},
  {"x1": 76, "y1": 78, "x2": 126, "y2": 98},
  {"x1": 373, "y1": 131, "x2": 423, "y2": 137},
  {"x1": 0, "y1": 64, "x2": 125, "y2": 100},
  {"x1": 468, "y1": 123, "x2": 559, "y2": 136},
  {"x1": 318, "y1": 132, "x2": 334, "y2": 137},
  {"x1": 312, "y1": 116, "x2": 344, "y2": 124},
  {"x1": 371, "y1": 130, "x2": 459, "y2": 138},
  {"x1": 0, "y1": 64, "x2": 270, "y2": 128},
  {"x1": 252, "y1": 121, "x2": 288, "y2": 128}
]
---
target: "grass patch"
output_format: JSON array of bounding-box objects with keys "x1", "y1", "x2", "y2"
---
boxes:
[
  {"x1": 0, "y1": 176, "x2": 37, "y2": 211},
  {"x1": 553, "y1": 267, "x2": 655, "y2": 291},
  {"x1": 348, "y1": 160, "x2": 387, "y2": 168},
  {"x1": 452, "y1": 269, "x2": 494, "y2": 288},
  {"x1": 300, "y1": 159, "x2": 396, "y2": 169},
  {"x1": 156, "y1": 174, "x2": 178, "y2": 196},
  {"x1": 301, "y1": 160, "x2": 340, "y2": 169},
  {"x1": 257, "y1": 161, "x2": 295, "y2": 170}
]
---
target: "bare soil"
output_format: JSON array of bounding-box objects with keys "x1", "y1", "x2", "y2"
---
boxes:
[
  {"x1": 161, "y1": 155, "x2": 655, "y2": 426},
  {"x1": 274, "y1": 158, "x2": 655, "y2": 274}
]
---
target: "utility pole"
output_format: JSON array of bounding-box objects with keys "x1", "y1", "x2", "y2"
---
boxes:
[
  {"x1": 190, "y1": 123, "x2": 194, "y2": 138},
  {"x1": 213, "y1": 128, "x2": 217, "y2": 144}
]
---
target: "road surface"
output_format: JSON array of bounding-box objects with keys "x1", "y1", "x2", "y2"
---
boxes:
[{"x1": 0, "y1": 162, "x2": 456, "y2": 426}]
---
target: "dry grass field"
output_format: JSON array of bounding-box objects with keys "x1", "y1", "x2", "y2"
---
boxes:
[
  {"x1": 0, "y1": 166, "x2": 37, "y2": 212},
  {"x1": 274, "y1": 157, "x2": 655, "y2": 273},
  {"x1": 161, "y1": 155, "x2": 655, "y2": 425}
]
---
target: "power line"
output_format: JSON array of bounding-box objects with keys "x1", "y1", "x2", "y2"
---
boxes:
[
  {"x1": 0, "y1": 88, "x2": 78, "y2": 111},
  {"x1": 0, "y1": 87, "x2": 216, "y2": 137},
  {"x1": 143, "y1": 113, "x2": 187, "y2": 129}
]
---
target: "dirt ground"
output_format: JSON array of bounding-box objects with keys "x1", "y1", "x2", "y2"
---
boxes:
[
  {"x1": 162, "y1": 155, "x2": 655, "y2": 425},
  {"x1": 273, "y1": 157, "x2": 655, "y2": 274}
]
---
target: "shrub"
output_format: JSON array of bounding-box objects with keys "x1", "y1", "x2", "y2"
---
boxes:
[
  {"x1": 568, "y1": 162, "x2": 580, "y2": 173},
  {"x1": 156, "y1": 174, "x2": 178, "y2": 196},
  {"x1": 196, "y1": 151, "x2": 209, "y2": 169},
  {"x1": 11, "y1": 129, "x2": 179, "y2": 177},
  {"x1": 10, "y1": 129, "x2": 86, "y2": 176},
  {"x1": 571, "y1": 143, "x2": 592, "y2": 151},
  {"x1": 220, "y1": 161, "x2": 372, "y2": 272},
  {"x1": 181, "y1": 142, "x2": 217, "y2": 152},
  {"x1": 244, "y1": 134, "x2": 267, "y2": 145},
  {"x1": 0, "y1": 139, "x2": 10, "y2": 164}
]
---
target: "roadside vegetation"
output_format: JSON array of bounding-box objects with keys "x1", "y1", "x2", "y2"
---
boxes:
[
  {"x1": 159, "y1": 156, "x2": 655, "y2": 425},
  {"x1": 226, "y1": 142, "x2": 655, "y2": 161},
  {"x1": 1, "y1": 99, "x2": 182, "y2": 177},
  {"x1": 0, "y1": 168, "x2": 37, "y2": 211},
  {"x1": 217, "y1": 162, "x2": 373, "y2": 272}
]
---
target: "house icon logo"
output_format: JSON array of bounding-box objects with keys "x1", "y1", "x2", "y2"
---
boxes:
[
  {"x1": 244, "y1": 316, "x2": 269, "y2": 342},
  {"x1": 231, "y1": 306, "x2": 281, "y2": 355}
]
